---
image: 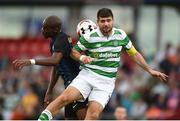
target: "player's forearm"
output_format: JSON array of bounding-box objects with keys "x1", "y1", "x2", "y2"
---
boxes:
[
  {"x1": 46, "y1": 67, "x2": 59, "y2": 93},
  {"x1": 70, "y1": 48, "x2": 82, "y2": 62},
  {"x1": 131, "y1": 52, "x2": 152, "y2": 73},
  {"x1": 30, "y1": 53, "x2": 62, "y2": 66},
  {"x1": 71, "y1": 48, "x2": 93, "y2": 64},
  {"x1": 34, "y1": 58, "x2": 59, "y2": 66}
]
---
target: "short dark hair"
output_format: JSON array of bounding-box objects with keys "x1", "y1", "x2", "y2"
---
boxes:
[
  {"x1": 97, "y1": 8, "x2": 113, "y2": 19},
  {"x1": 44, "y1": 15, "x2": 61, "y2": 29}
]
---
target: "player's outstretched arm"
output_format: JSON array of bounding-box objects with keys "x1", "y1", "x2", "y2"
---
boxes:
[
  {"x1": 127, "y1": 46, "x2": 168, "y2": 82},
  {"x1": 128, "y1": 50, "x2": 168, "y2": 83},
  {"x1": 44, "y1": 66, "x2": 59, "y2": 107},
  {"x1": 12, "y1": 52, "x2": 63, "y2": 70}
]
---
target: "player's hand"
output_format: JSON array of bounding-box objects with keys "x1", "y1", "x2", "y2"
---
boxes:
[
  {"x1": 12, "y1": 59, "x2": 31, "y2": 70},
  {"x1": 44, "y1": 92, "x2": 53, "y2": 108},
  {"x1": 149, "y1": 69, "x2": 168, "y2": 83},
  {"x1": 80, "y1": 55, "x2": 93, "y2": 64}
]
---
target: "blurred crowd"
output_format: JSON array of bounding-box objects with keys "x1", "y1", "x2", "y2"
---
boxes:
[
  {"x1": 103, "y1": 42, "x2": 180, "y2": 119},
  {"x1": 0, "y1": 40, "x2": 179, "y2": 119}
]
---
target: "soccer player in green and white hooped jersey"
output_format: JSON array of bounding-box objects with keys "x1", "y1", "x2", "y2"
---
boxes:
[
  {"x1": 74, "y1": 25, "x2": 132, "y2": 79},
  {"x1": 38, "y1": 8, "x2": 168, "y2": 121}
]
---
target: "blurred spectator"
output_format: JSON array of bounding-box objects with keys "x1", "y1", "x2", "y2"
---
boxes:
[
  {"x1": 120, "y1": 93, "x2": 133, "y2": 115},
  {"x1": 21, "y1": 82, "x2": 39, "y2": 119},
  {"x1": 155, "y1": 42, "x2": 176, "y2": 66},
  {"x1": 11, "y1": 104, "x2": 27, "y2": 120},
  {"x1": 151, "y1": 82, "x2": 169, "y2": 97},
  {"x1": 129, "y1": 92, "x2": 147, "y2": 119},
  {"x1": 145, "y1": 105, "x2": 161, "y2": 119},
  {"x1": 167, "y1": 81, "x2": 179, "y2": 111},
  {"x1": 159, "y1": 43, "x2": 176, "y2": 75},
  {"x1": 154, "y1": 94, "x2": 167, "y2": 109},
  {"x1": 114, "y1": 106, "x2": 127, "y2": 120},
  {"x1": 0, "y1": 106, "x2": 3, "y2": 119},
  {"x1": 0, "y1": 56, "x2": 10, "y2": 71}
]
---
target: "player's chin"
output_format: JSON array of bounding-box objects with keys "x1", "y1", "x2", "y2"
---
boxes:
[
  {"x1": 102, "y1": 29, "x2": 108, "y2": 33},
  {"x1": 103, "y1": 29, "x2": 111, "y2": 34}
]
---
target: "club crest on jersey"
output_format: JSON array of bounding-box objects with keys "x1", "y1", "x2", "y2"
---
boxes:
[
  {"x1": 95, "y1": 44, "x2": 101, "y2": 47},
  {"x1": 113, "y1": 40, "x2": 119, "y2": 46}
]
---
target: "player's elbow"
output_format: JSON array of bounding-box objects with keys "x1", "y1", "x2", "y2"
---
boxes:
[
  {"x1": 51, "y1": 54, "x2": 61, "y2": 65},
  {"x1": 47, "y1": 58, "x2": 59, "y2": 66},
  {"x1": 52, "y1": 59, "x2": 60, "y2": 65},
  {"x1": 71, "y1": 49, "x2": 81, "y2": 60},
  {"x1": 71, "y1": 49, "x2": 76, "y2": 57}
]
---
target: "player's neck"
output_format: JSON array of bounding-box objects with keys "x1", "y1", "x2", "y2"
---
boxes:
[
  {"x1": 102, "y1": 30, "x2": 112, "y2": 37},
  {"x1": 51, "y1": 32, "x2": 60, "y2": 39}
]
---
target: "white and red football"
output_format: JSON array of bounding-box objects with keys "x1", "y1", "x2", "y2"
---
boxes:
[{"x1": 76, "y1": 19, "x2": 97, "y2": 37}]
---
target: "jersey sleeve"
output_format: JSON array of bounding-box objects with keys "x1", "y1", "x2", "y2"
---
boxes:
[
  {"x1": 74, "y1": 35, "x2": 88, "y2": 52},
  {"x1": 119, "y1": 29, "x2": 137, "y2": 56},
  {"x1": 53, "y1": 36, "x2": 68, "y2": 54},
  {"x1": 119, "y1": 29, "x2": 133, "y2": 50}
]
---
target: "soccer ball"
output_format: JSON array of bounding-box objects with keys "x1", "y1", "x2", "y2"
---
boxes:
[{"x1": 77, "y1": 19, "x2": 97, "y2": 37}]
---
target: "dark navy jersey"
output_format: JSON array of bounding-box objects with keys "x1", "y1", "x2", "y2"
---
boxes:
[{"x1": 50, "y1": 32, "x2": 80, "y2": 88}]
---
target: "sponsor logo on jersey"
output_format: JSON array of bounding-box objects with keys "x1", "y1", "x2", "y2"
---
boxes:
[{"x1": 93, "y1": 52, "x2": 119, "y2": 58}]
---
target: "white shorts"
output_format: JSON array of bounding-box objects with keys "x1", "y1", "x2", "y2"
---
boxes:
[{"x1": 69, "y1": 69, "x2": 115, "y2": 108}]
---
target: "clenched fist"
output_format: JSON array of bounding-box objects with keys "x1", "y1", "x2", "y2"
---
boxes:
[{"x1": 80, "y1": 55, "x2": 93, "y2": 64}]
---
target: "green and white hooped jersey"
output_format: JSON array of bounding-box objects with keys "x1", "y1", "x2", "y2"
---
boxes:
[{"x1": 74, "y1": 27, "x2": 133, "y2": 79}]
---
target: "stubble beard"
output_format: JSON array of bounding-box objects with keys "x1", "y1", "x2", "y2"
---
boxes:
[{"x1": 101, "y1": 27, "x2": 112, "y2": 36}]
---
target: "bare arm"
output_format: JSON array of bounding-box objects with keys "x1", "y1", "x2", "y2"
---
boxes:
[
  {"x1": 130, "y1": 51, "x2": 168, "y2": 82},
  {"x1": 13, "y1": 52, "x2": 63, "y2": 70},
  {"x1": 131, "y1": 52, "x2": 152, "y2": 73},
  {"x1": 70, "y1": 48, "x2": 93, "y2": 64},
  {"x1": 44, "y1": 66, "x2": 59, "y2": 107},
  {"x1": 70, "y1": 48, "x2": 82, "y2": 62},
  {"x1": 46, "y1": 66, "x2": 59, "y2": 94},
  {"x1": 35, "y1": 53, "x2": 63, "y2": 66}
]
